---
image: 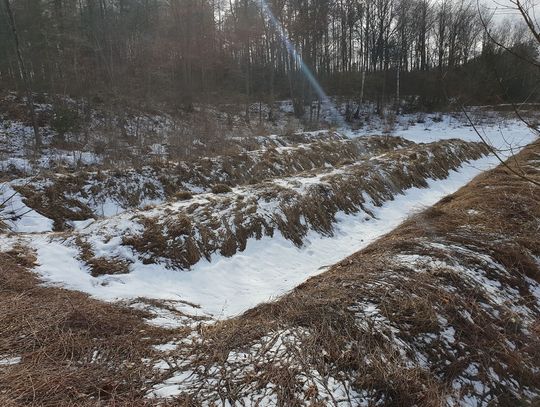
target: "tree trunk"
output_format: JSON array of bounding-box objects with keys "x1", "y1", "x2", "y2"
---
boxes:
[{"x1": 3, "y1": 0, "x2": 41, "y2": 153}]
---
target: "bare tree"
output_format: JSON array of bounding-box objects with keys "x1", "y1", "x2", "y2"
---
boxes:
[
  {"x1": 0, "y1": 0, "x2": 536, "y2": 120},
  {"x1": 458, "y1": 0, "x2": 540, "y2": 186},
  {"x1": 3, "y1": 0, "x2": 41, "y2": 152}
]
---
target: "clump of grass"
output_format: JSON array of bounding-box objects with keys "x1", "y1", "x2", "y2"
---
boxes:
[
  {"x1": 174, "y1": 190, "x2": 193, "y2": 200},
  {"x1": 211, "y1": 184, "x2": 233, "y2": 194},
  {"x1": 87, "y1": 256, "x2": 131, "y2": 277},
  {"x1": 75, "y1": 237, "x2": 132, "y2": 277}
]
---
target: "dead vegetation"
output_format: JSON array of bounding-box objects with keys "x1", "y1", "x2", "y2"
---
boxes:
[
  {"x1": 0, "y1": 138, "x2": 537, "y2": 405},
  {"x1": 75, "y1": 237, "x2": 131, "y2": 277},
  {"x1": 115, "y1": 139, "x2": 488, "y2": 270},
  {"x1": 11, "y1": 133, "x2": 410, "y2": 230},
  {"x1": 13, "y1": 181, "x2": 94, "y2": 231},
  {"x1": 152, "y1": 144, "x2": 540, "y2": 405},
  {"x1": 211, "y1": 184, "x2": 233, "y2": 194},
  {"x1": 0, "y1": 245, "x2": 179, "y2": 406}
]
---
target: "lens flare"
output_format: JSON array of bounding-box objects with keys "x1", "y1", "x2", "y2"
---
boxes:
[{"x1": 257, "y1": 0, "x2": 345, "y2": 127}]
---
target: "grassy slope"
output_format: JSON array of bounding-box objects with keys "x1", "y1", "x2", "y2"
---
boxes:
[{"x1": 163, "y1": 144, "x2": 540, "y2": 405}]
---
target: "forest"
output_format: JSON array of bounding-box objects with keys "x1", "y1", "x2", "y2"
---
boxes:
[{"x1": 1, "y1": 0, "x2": 538, "y2": 114}]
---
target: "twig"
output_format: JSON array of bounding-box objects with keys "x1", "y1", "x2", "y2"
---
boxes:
[{"x1": 460, "y1": 107, "x2": 540, "y2": 186}]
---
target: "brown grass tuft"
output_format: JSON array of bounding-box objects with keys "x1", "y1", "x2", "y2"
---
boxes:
[
  {"x1": 174, "y1": 190, "x2": 193, "y2": 200},
  {"x1": 211, "y1": 184, "x2": 233, "y2": 194},
  {"x1": 0, "y1": 248, "x2": 173, "y2": 405}
]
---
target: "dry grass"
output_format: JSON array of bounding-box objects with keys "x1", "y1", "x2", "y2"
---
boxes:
[
  {"x1": 75, "y1": 237, "x2": 132, "y2": 277},
  {"x1": 0, "y1": 245, "x2": 175, "y2": 406},
  {"x1": 174, "y1": 190, "x2": 193, "y2": 201},
  {"x1": 160, "y1": 143, "x2": 540, "y2": 405},
  {"x1": 14, "y1": 181, "x2": 94, "y2": 231},
  {"x1": 86, "y1": 256, "x2": 131, "y2": 277},
  {"x1": 1, "y1": 142, "x2": 538, "y2": 405},
  {"x1": 12, "y1": 134, "x2": 407, "y2": 229},
  {"x1": 119, "y1": 139, "x2": 488, "y2": 270},
  {"x1": 211, "y1": 184, "x2": 233, "y2": 194}
]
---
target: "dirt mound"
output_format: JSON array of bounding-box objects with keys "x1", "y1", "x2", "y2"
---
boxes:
[{"x1": 154, "y1": 144, "x2": 540, "y2": 405}]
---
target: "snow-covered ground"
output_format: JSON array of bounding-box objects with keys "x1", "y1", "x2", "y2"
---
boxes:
[
  {"x1": 0, "y1": 185, "x2": 53, "y2": 232},
  {"x1": 25, "y1": 152, "x2": 512, "y2": 319},
  {"x1": 347, "y1": 112, "x2": 534, "y2": 150},
  {"x1": 2, "y1": 113, "x2": 537, "y2": 323}
]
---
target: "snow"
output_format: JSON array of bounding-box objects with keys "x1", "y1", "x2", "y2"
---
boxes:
[
  {"x1": 0, "y1": 356, "x2": 21, "y2": 366},
  {"x1": 3, "y1": 107, "x2": 537, "y2": 402},
  {"x1": 346, "y1": 115, "x2": 535, "y2": 151},
  {"x1": 2, "y1": 111, "x2": 536, "y2": 324},
  {"x1": 28, "y1": 152, "x2": 507, "y2": 319},
  {"x1": 150, "y1": 370, "x2": 197, "y2": 398},
  {"x1": 152, "y1": 343, "x2": 178, "y2": 352},
  {"x1": 98, "y1": 198, "x2": 124, "y2": 217},
  {"x1": 0, "y1": 185, "x2": 54, "y2": 233},
  {"x1": 33, "y1": 239, "x2": 92, "y2": 286}
]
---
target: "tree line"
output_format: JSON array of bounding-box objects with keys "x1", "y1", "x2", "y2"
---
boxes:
[{"x1": 0, "y1": 0, "x2": 537, "y2": 114}]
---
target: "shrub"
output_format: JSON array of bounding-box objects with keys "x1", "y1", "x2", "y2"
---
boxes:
[
  {"x1": 51, "y1": 105, "x2": 82, "y2": 142},
  {"x1": 211, "y1": 184, "x2": 232, "y2": 194},
  {"x1": 175, "y1": 190, "x2": 193, "y2": 200}
]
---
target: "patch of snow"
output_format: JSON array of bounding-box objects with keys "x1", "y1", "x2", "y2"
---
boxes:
[
  {"x1": 346, "y1": 116, "x2": 536, "y2": 152},
  {"x1": 72, "y1": 218, "x2": 96, "y2": 230},
  {"x1": 0, "y1": 185, "x2": 54, "y2": 233},
  {"x1": 152, "y1": 343, "x2": 178, "y2": 352},
  {"x1": 0, "y1": 356, "x2": 21, "y2": 366}
]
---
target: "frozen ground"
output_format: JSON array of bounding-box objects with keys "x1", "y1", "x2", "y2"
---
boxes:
[
  {"x1": 7, "y1": 116, "x2": 533, "y2": 321},
  {"x1": 2, "y1": 108, "x2": 539, "y2": 404},
  {"x1": 0, "y1": 111, "x2": 536, "y2": 323},
  {"x1": 27, "y1": 153, "x2": 505, "y2": 318}
]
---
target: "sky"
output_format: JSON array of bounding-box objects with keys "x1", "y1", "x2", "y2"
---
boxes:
[{"x1": 483, "y1": 0, "x2": 540, "y2": 22}]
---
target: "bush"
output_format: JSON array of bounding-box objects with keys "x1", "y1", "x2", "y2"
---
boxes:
[
  {"x1": 51, "y1": 105, "x2": 81, "y2": 141},
  {"x1": 211, "y1": 184, "x2": 232, "y2": 194},
  {"x1": 175, "y1": 190, "x2": 193, "y2": 200}
]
